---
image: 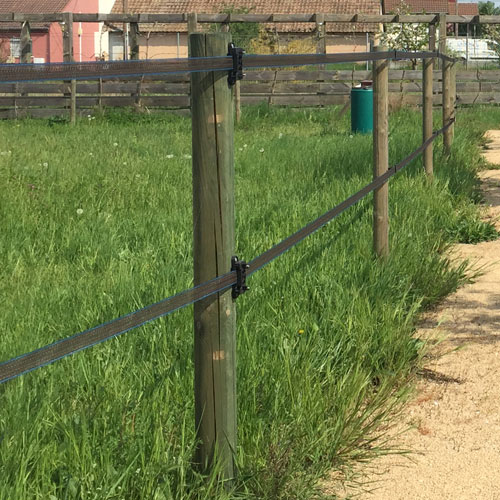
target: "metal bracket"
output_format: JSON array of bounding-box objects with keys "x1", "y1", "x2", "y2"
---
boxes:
[
  {"x1": 228, "y1": 43, "x2": 244, "y2": 87},
  {"x1": 231, "y1": 256, "x2": 249, "y2": 299}
]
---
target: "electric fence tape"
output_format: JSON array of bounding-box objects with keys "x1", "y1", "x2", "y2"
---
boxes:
[
  {"x1": 0, "y1": 119, "x2": 454, "y2": 385},
  {"x1": 0, "y1": 50, "x2": 456, "y2": 83}
]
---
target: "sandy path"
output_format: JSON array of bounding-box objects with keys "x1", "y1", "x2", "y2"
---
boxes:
[{"x1": 332, "y1": 133, "x2": 500, "y2": 500}]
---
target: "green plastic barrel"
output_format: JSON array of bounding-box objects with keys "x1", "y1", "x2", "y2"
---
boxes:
[{"x1": 351, "y1": 85, "x2": 373, "y2": 134}]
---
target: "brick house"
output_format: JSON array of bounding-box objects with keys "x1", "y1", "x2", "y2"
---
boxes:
[
  {"x1": 106, "y1": 0, "x2": 381, "y2": 60},
  {"x1": 382, "y1": 0, "x2": 479, "y2": 17},
  {"x1": 0, "y1": 0, "x2": 115, "y2": 63}
]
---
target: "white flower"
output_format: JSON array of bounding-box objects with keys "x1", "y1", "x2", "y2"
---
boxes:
[
  {"x1": 76, "y1": 208, "x2": 84, "y2": 215},
  {"x1": 113, "y1": 142, "x2": 118, "y2": 147},
  {"x1": 278, "y1": 132, "x2": 283, "y2": 139},
  {"x1": 238, "y1": 147, "x2": 243, "y2": 152},
  {"x1": 243, "y1": 144, "x2": 248, "y2": 148},
  {"x1": 42, "y1": 162, "x2": 48, "y2": 167},
  {"x1": 259, "y1": 148, "x2": 265, "y2": 153},
  {"x1": 135, "y1": 174, "x2": 141, "y2": 178},
  {"x1": 123, "y1": 162, "x2": 127, "y2": 165},
  {"x1": 349, "y1": 135, "x2": 354, "y2": 139},
  {"x1": 89, "y1": 152, "x2": 93, "y2": 156},
  {"x1": 183, "y1": 154, "x2": 192, "y2": 159},
  {"x1": 166, "y1": 154, "x2": 174, "y2": 159}
]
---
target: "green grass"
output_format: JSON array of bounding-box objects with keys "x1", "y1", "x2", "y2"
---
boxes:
[{"x1": 0, "y1": 105, "x2": 498, "y2": 500}]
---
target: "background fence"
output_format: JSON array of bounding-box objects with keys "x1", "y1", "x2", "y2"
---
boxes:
[{"x1": 0, "y1": 68, "x2": 495, "y2": 119}]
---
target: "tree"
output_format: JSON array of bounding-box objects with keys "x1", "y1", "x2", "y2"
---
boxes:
[
  {"x1": 210, "y1": 5, "x2": 259, "y2": 52},
  {"x1": 380, "y1": 1, "x2": 429, "y2": 69},
  {"x1": 479, "y1": 1, "x2": 500, "y2": 15}
]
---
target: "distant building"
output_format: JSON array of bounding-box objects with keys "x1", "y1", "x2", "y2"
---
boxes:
[
  {"x1": 0, "y1": 0, "x2": 115, "y2": 63},
  {"x1": 105, "y1": 0, "x2": 382, "y2": 60}
]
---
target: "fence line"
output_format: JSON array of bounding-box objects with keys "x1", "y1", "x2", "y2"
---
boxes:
[{"x1": 0, "y1": 41, "x2": 457, "y2": 483}]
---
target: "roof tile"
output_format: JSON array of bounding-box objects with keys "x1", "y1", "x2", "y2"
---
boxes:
[{"x1": 111, "y1": 0, "x2": 380, "y2": 33}]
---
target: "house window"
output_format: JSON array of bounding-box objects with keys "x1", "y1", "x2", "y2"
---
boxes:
[{"x1": 10, "y1": 38, "x2": 21, "y2": 58}]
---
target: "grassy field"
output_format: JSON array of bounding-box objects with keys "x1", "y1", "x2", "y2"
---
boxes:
[{"x1": 0, "y1": 105, "x2": 498, "y2": 500}]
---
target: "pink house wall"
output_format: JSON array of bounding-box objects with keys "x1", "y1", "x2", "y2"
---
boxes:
[
  {"x1": 49, "y1": 0, "x2": 100, "y2": 62},
  {"x1": 0, "y1": 31, "x2": 49, "y2": 62}
]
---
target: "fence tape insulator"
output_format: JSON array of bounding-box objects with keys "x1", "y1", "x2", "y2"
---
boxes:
[
  {"x1": 0, "y1": 119, "x2": 455, "y2": 385},
  {"x1": 0, "y1": 51, "x2": 457, "y2": 83}
]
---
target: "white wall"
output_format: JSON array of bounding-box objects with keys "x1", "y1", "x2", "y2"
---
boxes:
[
  {"x1": 447, "y1": 38, "x2": 498, "y2": 60},
  {"x1": 98, "y1": 0, "x2": 115, "y2": 13}
]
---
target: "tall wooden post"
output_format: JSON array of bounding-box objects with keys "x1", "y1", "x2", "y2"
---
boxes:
[
  {"x1": 443, "y1": 58, "x2": 455, "y2": 154},
  {"x1": 187, "y1": 13, "x2": 198, "y2": 34},
  {"x1": 316, "y1": 13, "x2": 326, "y2": 70},
  {"x1": 123, "y1": 0, "x2": 129, "y2": 60},
  {"x1": 130, "y1": 22, "x2": 139, "y2": 60},
  {"x1": 438, "y1": 13, "x2": 447, "y2": 69},
  {"x1": 235, "y1": 80, "x2": 241, "y2": 123},
  {"x1": 190, "y1": 32, "x2": 237, "y2": 483},
  {"x1": 63, "y1": 12, "x2": 76, "y2": 125},
  {"x1": 373, "y1": 45, "x2": 389, "y2": 258},
  {"x1": 20, "y1": 22, "x2": 32, "y2": 63},
  {"x1": 423, "y1": 23, "x2": 436, "y2": 177}
]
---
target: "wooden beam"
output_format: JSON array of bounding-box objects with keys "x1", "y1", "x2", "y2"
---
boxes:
[{"x1": 190, "y1": 32, "x2": 237, "y2": 483}]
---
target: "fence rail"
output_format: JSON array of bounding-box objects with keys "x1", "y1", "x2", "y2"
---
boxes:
[{"x1": 0, "y1": 68, "x2": 491, "y2": 119}]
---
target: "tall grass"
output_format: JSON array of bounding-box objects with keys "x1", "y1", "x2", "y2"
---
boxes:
[{"x1": 0, "y1": 105, "x2": 497, "y2": 499}]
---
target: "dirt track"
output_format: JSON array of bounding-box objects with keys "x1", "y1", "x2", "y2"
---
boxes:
[{"x1": 333, "y1": 133, "x2": 500, "y2": 500}]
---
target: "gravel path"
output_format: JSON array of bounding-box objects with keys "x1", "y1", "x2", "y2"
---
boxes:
[{"x1": 332, "y1": 133, "x2": 500, "y2": 500}]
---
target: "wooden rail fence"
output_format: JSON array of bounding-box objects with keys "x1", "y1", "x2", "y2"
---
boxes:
[{"x1": 0, "y1": 69, "x2": 496, "y2": 119}]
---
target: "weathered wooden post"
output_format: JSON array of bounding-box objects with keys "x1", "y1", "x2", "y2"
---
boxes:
[
  {"x1": 187, "y1": 13, "x2": 198, "y2": 34},
  {"x1": 190, "y1": 32, "x2": 237, "y2": 483},
  {"x1": 316, "y1": 13, "x2": 326, "y2": 70},
  {"x1": 373, "y1": 44, "x2": 389, "y2": 258},
  {"x1": 130, "y1": 22, "x2": 139, "y2": 60},
  {"x1": 423, "y1": 23, "x2": 436, "y2": 177},
  {"x1": 63, "y1": 12, "x2": 76, "y2": 125},
  {"x1": 20, "y1": 22, "x2": 32, "y2": 63},
  {"x1": 438, "y1": 13, "x2": 447, "y2": 69},
  {"x1": 235, "y1": 80, "x2": 241, "y2": 123},
  {"x1": 442, "y1": 58, "x2": 455, "y2": 154}
]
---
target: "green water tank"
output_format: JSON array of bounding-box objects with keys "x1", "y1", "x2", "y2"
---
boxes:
[{"x1": 351, "y1": 83, "x2": 373, "y2": 134}]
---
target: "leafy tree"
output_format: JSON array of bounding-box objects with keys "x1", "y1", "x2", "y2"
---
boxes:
[
  {"x1": 210, "y1": 5, "x2": 260, "y2": 52},
  {"x1": 479, "y1": 1, "x2": 500, "y2": 15},
  {"x1": 381, "y1": 1, "x2": 429, "y2": 68},
  {"x1": 478, "y1": 2, "x2": 500, "y2": 60}
]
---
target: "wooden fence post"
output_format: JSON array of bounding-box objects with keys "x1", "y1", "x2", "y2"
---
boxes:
[
  {"x1": 443, "y1": 59, "x2": 455, "y2": 154},
  {"x1": 187, "y1": 13, "x2": 198, "y2": 34},
  {"x1": 373, "y1": 45, "x2": 389, "y2": 258},
  {"x1": 63, "y1": 12, "x2": 76, "y2": 125},
  {"x1": 20, "y1": 22, "x2": 32, "y2": 63},
  {"x1": 423, "y1": 23, "x2": 436, "y2": 177},
  {"x1": 130, "y1": 22, "x2": 139, "y2": 60},
  {"x1": 316, "y1": 13, "x2": 326, "y2": 70},
  {"x1": 190, "y1": 32, "x2": 237, "y2": 483},
  {"x1": 235, "y1": 80, "x2": 241, "y2": 123},
  {"x1": 438, "y1": 13, "x2": 447, "y2": 69}
]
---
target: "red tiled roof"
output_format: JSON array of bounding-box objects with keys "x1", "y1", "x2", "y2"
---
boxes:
[
  {"x1": 0, "y1": 0, "x2": 69, "y2": 14},
  {"x1": 111, "y1": 0, "x2": 381, "y2": 33},
  {"x1": 0, "y1": 0, "x2": 70, "y2": 30},
  {"x1": 383, "y1": 0, "x2": 449, "y2": 13}
]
